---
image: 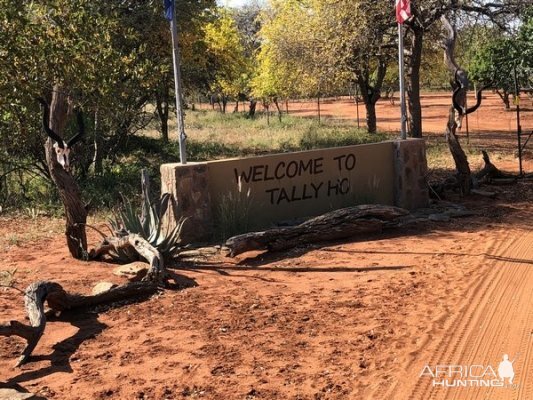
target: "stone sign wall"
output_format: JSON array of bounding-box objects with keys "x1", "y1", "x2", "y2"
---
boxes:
[{"x1": 161, "y1": 139, "x2": 428, "y2": 243}]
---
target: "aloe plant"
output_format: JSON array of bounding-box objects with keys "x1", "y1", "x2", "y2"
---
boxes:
[{"x1": 108, "y1": 190, "x2": 186, "y2": 262}]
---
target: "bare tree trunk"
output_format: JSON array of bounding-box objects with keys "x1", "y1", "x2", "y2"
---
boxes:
[
  {"x1": 446, "y1": 107, "x2": 471, "y2": 195},
  {"x1": 317, "y1": 93, "x2": 321, "y2": 124},
  {"x1": 46, "y1": 86, "x2": 88, "y2": 259},
  {"x1": 407, "y1": 26, "x2": 424, "y2": 138},
  {"x1": 496, "y1": 89, "x2": 511, "y2": 109},
  {"x1": 222, "y1": 95, "x2": 227, "y2": 114},
  {"x1": 155, "y1": 84, "x2": 170, "y2": 143},
  {"x1": 273, "y1": 97, "x2": 282, "y2": 122},
  {"x1": 248, "y1": 99, "x2": 257, "y2": 118},
  {"x1": 356, "y1": 60, "x2": 386, "y2": 134},
  {"x1": 442, "y1": 17, "x2": 472, "y2": 195},
  {"x1": 365, "y1": 102, "x2": 377, "y2": 133}
]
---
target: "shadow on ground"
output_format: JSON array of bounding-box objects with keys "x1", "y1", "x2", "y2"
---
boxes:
[{"x1": 1, "y1": 273, "x2": 198, "y2": 392}]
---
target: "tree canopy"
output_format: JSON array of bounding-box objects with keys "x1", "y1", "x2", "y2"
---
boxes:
[
  {"x1": 0, "y1": 0, "x2": 528, "y2": 209},
  {"x1": 467, "y1": 7, "x2": 532, "y2": 107}
]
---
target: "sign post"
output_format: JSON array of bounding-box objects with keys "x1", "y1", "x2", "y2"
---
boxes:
[
  {"x1": 396, "y1": 0, "x2": 411, "y2": 140},
  {"x1": 165, "y1": 0, "x2": 187, "y2": 164}
]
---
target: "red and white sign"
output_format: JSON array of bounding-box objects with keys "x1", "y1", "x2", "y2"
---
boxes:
[{"x1": 396, "y1": 0, "x2": 411, "y2": 24}]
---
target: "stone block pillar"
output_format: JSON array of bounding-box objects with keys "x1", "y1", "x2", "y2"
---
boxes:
[
  {"x1": 393, "y1": 138, "x2": 429, "y2": 210},
  {"x1": 160, "y1": 162, "x2": 213, "y2": 244}
]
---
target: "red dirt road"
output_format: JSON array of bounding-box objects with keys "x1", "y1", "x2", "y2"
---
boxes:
[{"x1": 371, "y1": 228, "x2": 533, "y2": 400}]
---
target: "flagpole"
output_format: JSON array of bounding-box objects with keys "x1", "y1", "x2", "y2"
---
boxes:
[
  {"x1": 168, "y1": 0, "x2": 187, "y2": 164},
  {"x1": 398, "y1": 22, "x2": 407, "y2": 140}
]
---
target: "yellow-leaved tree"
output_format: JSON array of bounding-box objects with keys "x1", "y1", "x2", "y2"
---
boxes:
[
  {"x1": 204, "y1": 8, "x2": 252, "y2": 113},
  {"x1": 253, "y1": 0, "x2": 348, "y2": 121}
]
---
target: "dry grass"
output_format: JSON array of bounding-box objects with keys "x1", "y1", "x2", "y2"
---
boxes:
[{"x1": 143, "y1": 110, "x2": 389, "y2": 160}]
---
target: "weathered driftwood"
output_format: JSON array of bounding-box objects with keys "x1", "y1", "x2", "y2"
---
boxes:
[
  {"x1": 90, "y1": 232, "x2": 166, "y2": 281},
  {"x1": 445, "y1": 107, "x2": 472, "y2": 195},
  {"x1": 0, "y1": 280, "x2": 160, "y2": 367},
  {"x1": 225, "y1": 205, "x2": 409, "y2": 257},
  {"x1": 475, "y1": 150, "x2": 516, "y2": 184},
  {"x1": 0, "y1": 234, "x2": 165, "y2": 367},
  {"x1": 0, "y1": 282, "x2": 61, "y2": 366}
]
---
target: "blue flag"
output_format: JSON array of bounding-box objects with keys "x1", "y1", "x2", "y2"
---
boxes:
[{"x1": 164, "y1": 0, "x2": 173, "y2": 21}]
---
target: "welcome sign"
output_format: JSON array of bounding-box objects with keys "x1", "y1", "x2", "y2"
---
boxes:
[
  {"x1": 206, "y1": 142, "x2": 395, "y2": 227},
  {"x1": 161, "y1": 139, "x2": 428, "y2": 242}
]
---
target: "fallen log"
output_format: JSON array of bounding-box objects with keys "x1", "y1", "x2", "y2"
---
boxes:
[
  {"x1": 225, "y1": 205, "x2": 409, "y2": 257},
  {"x1": 1, "y1": 233, "x2": 166, "y2": 367}
]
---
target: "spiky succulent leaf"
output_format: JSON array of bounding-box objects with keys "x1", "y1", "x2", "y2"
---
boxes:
[{"x1": 107, "y1": 191, "x2": 185, "y2": 261}]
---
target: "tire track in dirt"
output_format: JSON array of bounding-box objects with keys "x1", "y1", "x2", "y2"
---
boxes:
[
  {"x1": 406, "y1": 229, "x2": 532, "y2": 400},
  {"x1": 445, "y1": 231, "x2": 533, "y2": 400},
  {"x1": 366, "y1": 231, "x2": 509, "y2": 400}
]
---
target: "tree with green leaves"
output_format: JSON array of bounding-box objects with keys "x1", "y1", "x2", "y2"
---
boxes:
[
  {"x1": 319, "y1": 0, "x2": 394, "y2": 133},
  {"x1": 467, "y1": 8, "x2": 532, "y2": 109},
  {"x1": 468, "y1": 33, "x2": 517, "y2": 109},
  {"x1": 254, "y1": 0, "x2": 393, "y2": 132},
  {"x1": 0, "y1": 0, "x2": 136, "y2": 257},
  {"x1": 0, "y1": 0, "x2": 217, "y2": 257},
  {"x1": 204, "y1": 8, "x2": 252, "y2": 113},
  {"x1": 252, "y1": 0, "x2": 319, "y2": 120}
]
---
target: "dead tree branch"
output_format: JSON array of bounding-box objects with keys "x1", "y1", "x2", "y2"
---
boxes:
[
  {"x1": 0, "y1": 234, "x2": 166, "y2": 367},
  {"x1": 475, "y1": 150, "x2": 517, "y2": 183}
]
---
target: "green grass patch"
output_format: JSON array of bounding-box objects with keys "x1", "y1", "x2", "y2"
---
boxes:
[{"x1": 183, "y1": 110, "x2": 389, "y2": 157}]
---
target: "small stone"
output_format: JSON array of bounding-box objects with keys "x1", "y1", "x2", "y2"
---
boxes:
[
  {"x1": 113, "y1": 262, "x2": 149, "y2": 281},
  {"x1": 92, "y1": 281, "x2": 117, "y2": 295},
  {"x1": 0, "y1": 388, "x2": 36, "y2": 400}
]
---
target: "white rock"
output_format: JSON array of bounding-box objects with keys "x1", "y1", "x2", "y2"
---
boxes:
[
  {"x1": 112, "y1": 261, "x2": 149, "y2": 281},
  {"x1": 92, "y1": 281, "x2": 117, "y2": 295}
]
